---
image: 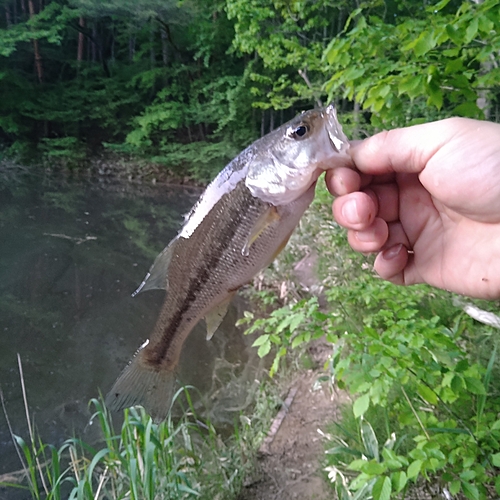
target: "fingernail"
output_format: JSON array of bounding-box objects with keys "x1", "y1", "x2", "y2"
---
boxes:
[
  {"x1": 341, "y1": 199, "x2": 359, "y2": 224},
  {"x1": 382, "y1": 244, "x2": 404, "y2": 260}
]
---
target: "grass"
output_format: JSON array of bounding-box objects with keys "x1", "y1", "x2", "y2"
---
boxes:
[{"x1": 0, "y1": 353, "x2": 284, "y2": 500}]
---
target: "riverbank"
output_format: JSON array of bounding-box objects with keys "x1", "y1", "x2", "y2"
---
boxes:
[{"x1": 0, "y1": 153, "x2": 209, "y2": 188}]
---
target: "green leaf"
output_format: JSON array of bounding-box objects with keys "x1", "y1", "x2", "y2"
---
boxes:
[
  {"x1": 491, "y1": 453, "x2": 500, "y2": 467},
  {"x1": 252, "y1": 334, "x2": 269, "y2": 347},
  {"x1": 450, "y1": 479, "x2": 461, "y2": 495},
  {"x1": 342, "y1": 66, "x2": 366, "y2": 83},
  {"x1": 289, "y1": 312, "x2": 305, "y2": 333},
  {"x1": 362, "y1": 461, "x2": 386, "y2": 475},
  {"x1": 446, "y1": 24, "x2": 463, "y2": 45},
  {"x1": 451, "y1": 374, "x2": 465, "y2": 392},
  {"x1": 398, "y1": 75, "x2": 424, "y2": 99},
  {"x1": 454, "y1": 102, "x2": 482, "y2": 119},
  {"x1": 417, "y1": 384, "x2": 438, "y2": 405},
  {"x1": 257, "y1": 341, "x2": 271, "y2": 358},
  {"x1": 464, "y1": 17, "x2": 478, "y2": 44},
  {"x1": 348, "y1": 459, "x2": 368, "y2": 471},
  {"x1": 460, "y1": 470, "x2": 476, "y2": 481},
  {"x1": 407, "y1": 459, "x2": 422, "y2": 480},
  {"x1": 461, "y1": 481, "x2": 479, "y2": 500},
  {"x1": 464, "y1": 377, "x2": 486, "y2": 395},
  {"x1": 478, "y1": 15, "x2": 494, "y2": 34},
  {"x1": 392, "y1": 471, "x2": 407, "y2": 493},
  {"x1": 427, "y1": 86, "x2": 443, "y2": 110},
  {"x1": 414, "y1": 31, "x2": 436, "y2": 57},
  {"x1": 372, "y1": 476, "x2": 392, "y2": 500},
  {"x1": 430, "y1": 0, "x2": 451, "y2": 11},
  {"x1": 353, "y1": 394, "x2": 370, "y2": 418}
]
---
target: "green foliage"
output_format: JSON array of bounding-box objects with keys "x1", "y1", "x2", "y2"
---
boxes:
[
  {"x1": 323, "y1": 277, "x2": 500, "y2": 498},
  {"x1": 238, "y1": 297, "x2": 334, "y2": 376},
  {"x1": 2, "y1": 0, "x2": 498, "y2": 176},
  {"x1": 226, "y1": 0, "x2": 343, "y2": 111},
  {"x1": 323, "y1": 0, "x2": 500, "y2": 128}
]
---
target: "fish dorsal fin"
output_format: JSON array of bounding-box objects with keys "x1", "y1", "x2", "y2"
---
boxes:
[
  {"x1": 132, "y1": 243, "x2": 174, "y2": 297},
  {"x1": 241, "y1": 205, "x2": 281, "y2": 256},
  {"x1": 205, "y1": 293, "x2": 235, "y2": 340}
]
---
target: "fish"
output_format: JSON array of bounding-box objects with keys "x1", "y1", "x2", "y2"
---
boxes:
[{"x1": 105, "y1": 104, "x2": 350, "y2": 421}]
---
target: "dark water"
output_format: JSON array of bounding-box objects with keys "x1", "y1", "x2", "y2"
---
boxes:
[{"x1": 0, "y1": 175, "x2": 264, "y2": 483}]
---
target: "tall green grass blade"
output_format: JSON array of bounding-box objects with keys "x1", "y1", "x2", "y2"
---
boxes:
[
  {"x1": 477, "y1": 346, "x2": 496, "y2": 429},
  {"x1": 360, "y1": 419, "x2": 379, "y2": 462}
]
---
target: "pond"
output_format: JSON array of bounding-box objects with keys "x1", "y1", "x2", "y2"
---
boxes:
[{"x1": 0, "y1": 174, "x2": 265, "y2": 484}]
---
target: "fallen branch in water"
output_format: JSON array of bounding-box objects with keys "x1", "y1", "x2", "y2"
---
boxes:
[{"x1": 43, "y1": 233, "x2": 97, "y2": 245}]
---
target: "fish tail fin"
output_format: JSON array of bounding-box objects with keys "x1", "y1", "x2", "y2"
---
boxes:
[{"x1": 105, "y1": 355, "x2": 176, "y2": 423}]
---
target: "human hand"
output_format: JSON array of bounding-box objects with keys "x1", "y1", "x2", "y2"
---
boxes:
[{"x1": 326, "y1": 117, "x2": 500, "y2": 300}]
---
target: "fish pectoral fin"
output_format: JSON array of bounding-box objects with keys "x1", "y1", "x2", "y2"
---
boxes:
[
  {"x1": 132, "y1": 243, "x2": 175, "y2": 297},
  {"x1": 105, "y1": 353, "x2": 176, "y2": 423},
  {"x1": 242, "y1": 205, "x2": 281, "y2": 256},
  {"x1": 205, "y1": 294, "x2": 235, "y2": 340}
]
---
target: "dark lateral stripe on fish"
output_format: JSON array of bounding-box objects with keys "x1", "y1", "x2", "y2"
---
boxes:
[{"x1": 144, "y1": 184, "x2": 263, "y2": 368}]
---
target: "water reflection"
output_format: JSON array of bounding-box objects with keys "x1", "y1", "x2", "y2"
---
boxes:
[{"x1": 0, "y1": 176, "x2": 264, "y2": 483}]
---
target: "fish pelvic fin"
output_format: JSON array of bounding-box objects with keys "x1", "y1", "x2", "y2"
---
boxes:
[
  {"x1": 105, "y1": 354, "x2": 176, "y2": 423},
  {"x1": 132, "y1": 243, "x2": 175, "y2": 297},
  {"x1": 205, "y1": 293, "x2": 235, "y2": 340}
]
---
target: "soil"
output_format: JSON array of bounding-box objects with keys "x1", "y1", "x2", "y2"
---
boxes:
[{"x1": 237, "y1": 342, "x2": 349, "y2": 500}]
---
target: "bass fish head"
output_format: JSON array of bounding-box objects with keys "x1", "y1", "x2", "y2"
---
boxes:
[{"x1": 245, "y1": 104, "x2": 350, "y2": 205}]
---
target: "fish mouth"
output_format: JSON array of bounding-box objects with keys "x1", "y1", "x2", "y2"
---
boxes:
[{"x1": 324, "y1": 104, "x2": 350, "y2": 155}]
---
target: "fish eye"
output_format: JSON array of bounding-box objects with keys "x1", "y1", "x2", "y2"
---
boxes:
[{"x1": 289, "y1": 124, "x2": 309, "y2": 140}]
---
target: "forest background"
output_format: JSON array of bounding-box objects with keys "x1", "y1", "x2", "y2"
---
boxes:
[{"x1": 0, "y1": 0, "x2": 499, "y2": 181}]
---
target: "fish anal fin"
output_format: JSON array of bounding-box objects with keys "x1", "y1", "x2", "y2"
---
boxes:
[
  {"x1": 205, "y1": 293, "x2": 235, "y2": 340},
  {"x1": 132, "y1": 243, "x2": 175, "y2": 297},
  {"x1": 242, "y1": 205, "x2": 281, "y2": 256},
  {"x1": 105, "y1": 353, "x2": 176, "y2": 423}
]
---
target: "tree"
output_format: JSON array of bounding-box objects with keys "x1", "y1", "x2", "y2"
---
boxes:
[{"x1": 323, "y1": 0, "x2": 500, "y2": 133}]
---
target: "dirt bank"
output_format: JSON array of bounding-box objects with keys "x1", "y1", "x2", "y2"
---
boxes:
[{"x1": 238, "y1": 343, "x2": 348, "y2": 500}]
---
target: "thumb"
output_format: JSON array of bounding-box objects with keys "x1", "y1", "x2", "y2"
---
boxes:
[{"x1": 349, "y1": 117, "x2": 478, "y2": 176}]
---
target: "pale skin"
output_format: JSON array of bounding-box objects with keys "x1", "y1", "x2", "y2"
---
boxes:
[{"x1": 325, "y1": 117, "x2": 500, "y2": 300}]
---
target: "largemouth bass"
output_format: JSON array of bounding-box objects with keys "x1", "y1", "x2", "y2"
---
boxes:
[{"x1": 106, "y1": 104, "x2": 350, "y2": 421}]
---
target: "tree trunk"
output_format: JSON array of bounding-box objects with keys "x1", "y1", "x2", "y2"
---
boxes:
[
  {"x1": 161, "y1": 26, "x2": 169, "y2": 66},
  {"x1": 77, "y1": 16, "x2": 85, "y2": 66},
  {"x1": 129, "y1": 35, "x2": 135, "y2": 62},
  {"x1": 5, "y1": 3, "x2": 11, "y2": 27},
  {"x1": 150, "y1": 18, "x2": 155, "y2": 68},
  {"x1": 28, "y1": 0, "x2": 43, "y2": 83},
  {"x1": 92, "y1": 23, "x2": 97, "y2": 63}
]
